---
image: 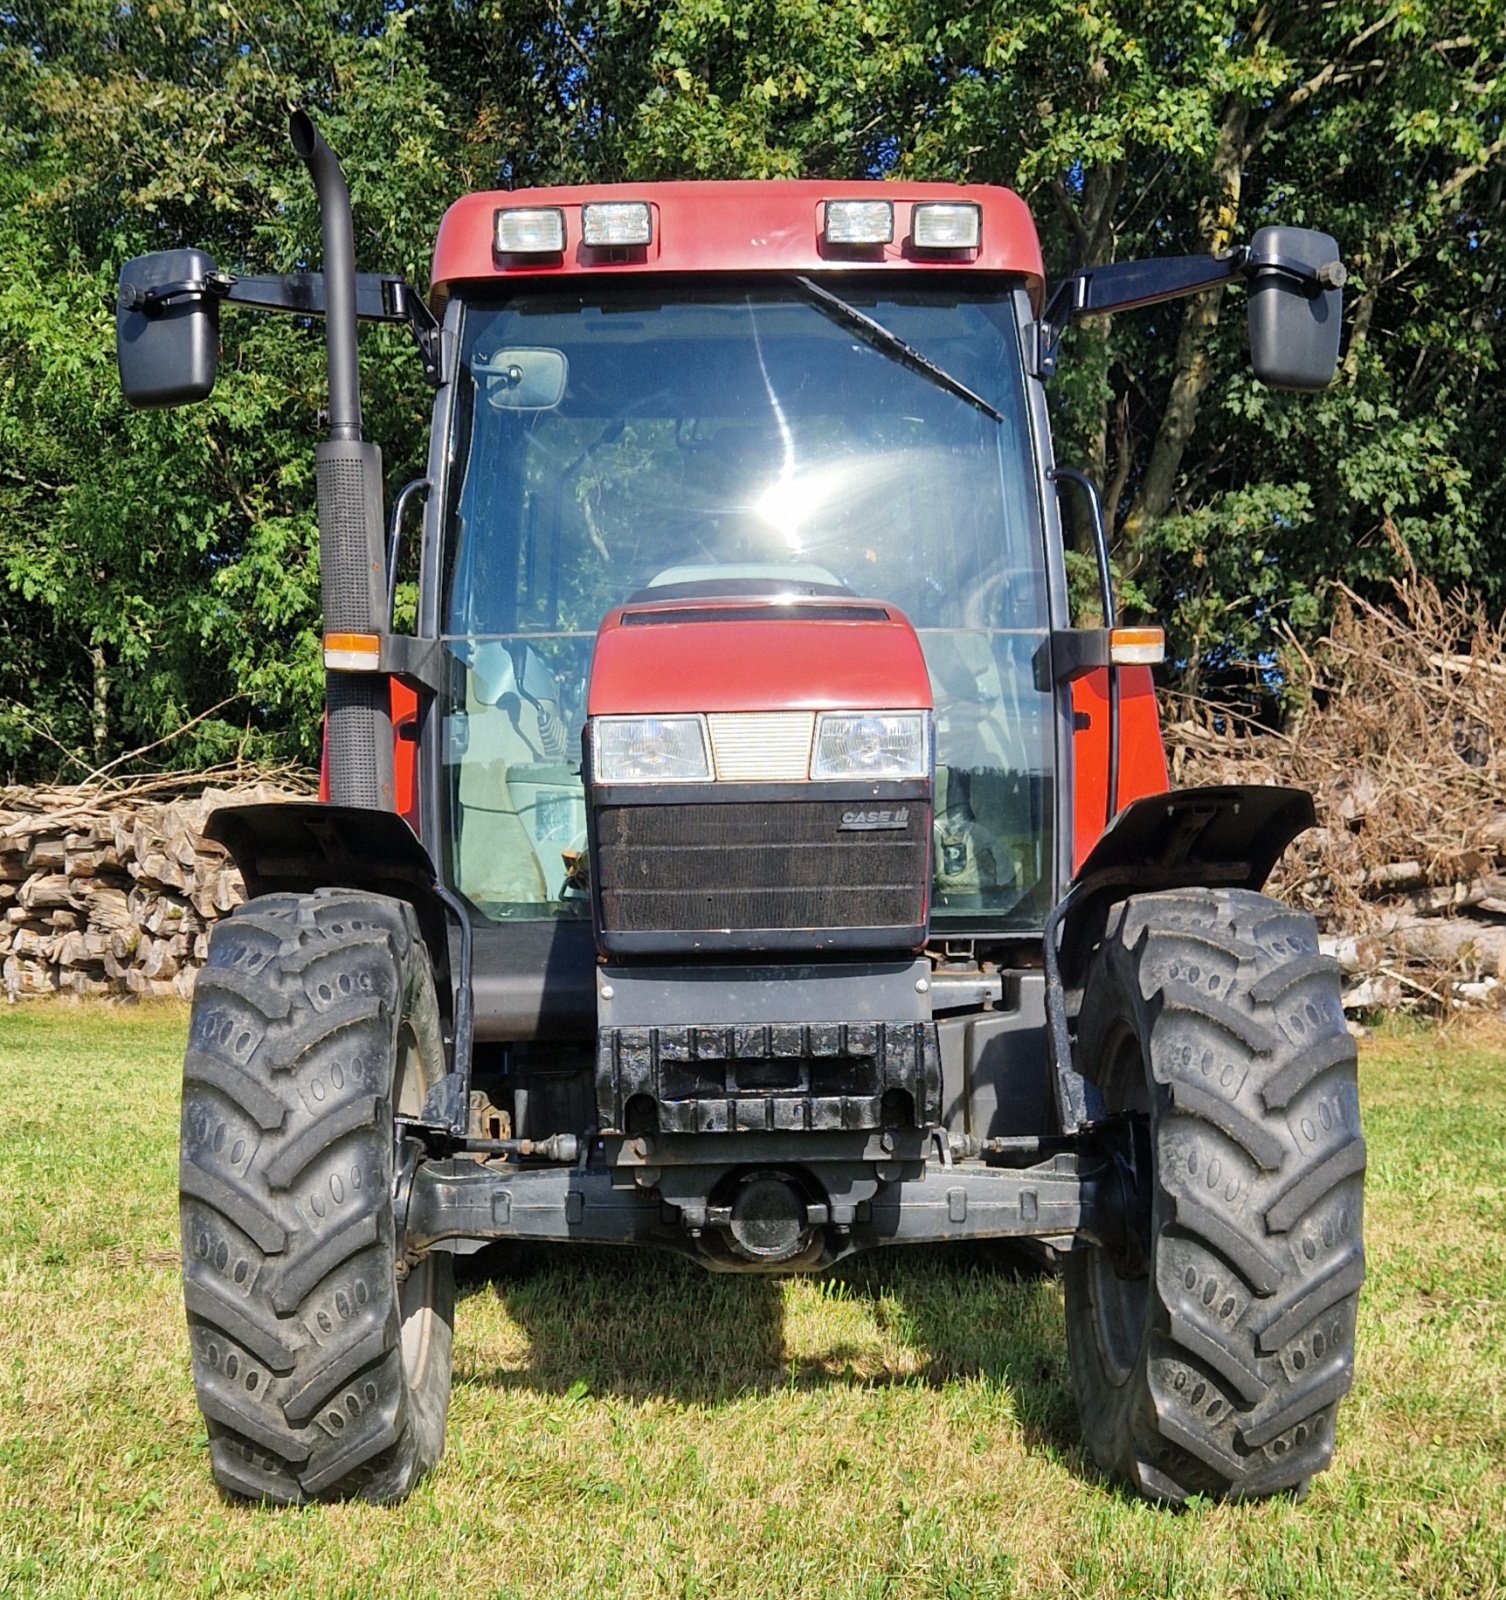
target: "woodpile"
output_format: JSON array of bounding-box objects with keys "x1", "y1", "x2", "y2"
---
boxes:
[
  {"x1": 1168, "y1": 578, "x2": 1506, "y2": 1013},
  {"x1": 4, "y1": 577, "x2": 1501, "y2": 1018},
  {"x1": 0, "y1": 773, "x2": 309, "y2": 1002}
]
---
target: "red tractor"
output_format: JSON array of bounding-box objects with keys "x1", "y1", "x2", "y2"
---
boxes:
[{"x1": 117, "y1": 114, "x2": 1363, "y2": 1505}]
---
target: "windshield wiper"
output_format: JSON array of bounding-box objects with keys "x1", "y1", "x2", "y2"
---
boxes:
[{"x1": 792, "y1": 276, "x2": 1004, "y2": 423}]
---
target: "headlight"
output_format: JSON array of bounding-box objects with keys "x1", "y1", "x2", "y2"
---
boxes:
[
  {"x1": 811, "y1": 711, "x2": 931, "y2": 781},
  {"x1": 592, "y1": 715, "x2": 712, "y2": 783}
]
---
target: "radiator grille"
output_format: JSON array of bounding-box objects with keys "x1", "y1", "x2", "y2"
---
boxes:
[
  {"x1": 596, "y1": 800, "x2": 928, "y2": 934},
  {"x1": 706, "y1": 712, "x2": 815, "y2": 781}
]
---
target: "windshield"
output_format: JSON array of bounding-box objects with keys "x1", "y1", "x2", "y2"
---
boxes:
[{"x1": 440, "y1": 282, "x2": 1055, "y2": 933}]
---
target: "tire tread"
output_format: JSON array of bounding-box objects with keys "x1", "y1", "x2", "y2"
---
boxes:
[
  {"x1": 1064, "y1": 887, "x2": 1364, "y2": 1504},
  {"x1": 180, "y1": 890, "x2": 453, "y2": 1504}
]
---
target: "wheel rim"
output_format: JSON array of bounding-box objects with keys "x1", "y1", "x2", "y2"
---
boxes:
[
  {"x1": 392, "y1": 1021, "x2": 436, "y2": 1390},
  {"x1": 1087, "y1": 1022, "x2": 1152, "y2": 1387}
]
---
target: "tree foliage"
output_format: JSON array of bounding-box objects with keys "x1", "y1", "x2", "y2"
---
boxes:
[{"x1": 1, "y1": 0, "x2": 1501, "y2": 776}]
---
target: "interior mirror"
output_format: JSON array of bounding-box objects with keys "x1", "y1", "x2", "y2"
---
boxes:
[
  {"x1": 1247, "y1": 226, "x2": 1344, "y2": 391},
  {"x1": 474, "y1": 347, "x2": 568, "y2": 410},
  {"x1": 115, "y1": 249, "x2": 221, "y2": 408}
]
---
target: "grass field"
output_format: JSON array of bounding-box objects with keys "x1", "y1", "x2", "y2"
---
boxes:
[{"x1": 0, "y1": 1005, "x2": 1502, "y2": 1599}]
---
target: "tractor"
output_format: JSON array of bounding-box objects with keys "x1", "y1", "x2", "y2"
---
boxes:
[{"x1": 116, "y1": 112, "x2": 1364, "y2": 1505}]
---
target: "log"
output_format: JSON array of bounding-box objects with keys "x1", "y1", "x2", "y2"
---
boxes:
[
  {"x1": 1320, "y1": 934, "x2": 1385, "y2": 976},
  {"x1": 1478, "y1": 813, "x2": 1506, "y2": 853},
  {"x1": 54, "y1": 930, "x2": 106, "y2": 969},
  {"x1": 187, "y1": 865, "x2": 242, "y2": 920},
  {"x1": 1389, "y1": 917, "x2": 1506, "y2": 976},
  {"x1": 87, "y1": 886, "x2": 134, "y2": 937},
  {"x1": 132, "y1": 849, "x2": 187, "y2": 891},
  {"x1": 1362, "y1": 860, "x2": 1425, "y2": 893},
  {"x1": 19, "y1": 873, "x2": 79, "y2": 911},
  {"x1": 124, "y1": 970, "x2": 180, "y2": 1000},
  {"x1": 22, "y1": 835, "x2": 66, "y2": 871},
  {"x1": 112, "y1": 812, "x2": 136, "y2": 864},
  {"x1": 1377, "y1": 876, "x2": 1506, "y2": 919},
  {"x1": 9, "y1": 927, "x2": 54, "y2": 960},
  {"x1": 129, "y1": 887, "x2": 197, "y2": 937},
  {"x1": 58, "y1": 969, "x2": 112, "y2": 998},
  {"x1": 138, "y1": 940, "x2": 181, "y2": 981},
  {"x1": 64, "y1": 847, "x2": 103, "y2": 878},
  {"x1": 1340, "y1": 974, "x2": 1403, "y2": 1011},
  {"x1": 3, "y1": 955, "x2": 58, "y2": 997}
]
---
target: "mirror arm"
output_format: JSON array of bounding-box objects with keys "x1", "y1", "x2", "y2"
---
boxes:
[
  {"x1": 1034, "y1": 244, "x2": 1345, "y2": 378},
  {"x1": 1241, "y1": 247, "x2": 1347, "y2": 295},
  {"x1": 116, "y1": 270, "x2": 443, "y2": 386},
  {"x1": 117, "y1": 273, "x2": 234, "y2": 313}
]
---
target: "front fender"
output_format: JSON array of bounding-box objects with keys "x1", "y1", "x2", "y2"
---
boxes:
[
  {"x1": 1045, "y1": 784, "x2": 1315, "y2": 1131},
  {"x1": 1057, "y1": 782, "x2": 1314, "y2": 990},
  {"x1": 206, "y1": 800, "x2": 439, "y2": 900},
  {"x1": 205, "y1": 802, "x2": 471, "y2": 1120}
]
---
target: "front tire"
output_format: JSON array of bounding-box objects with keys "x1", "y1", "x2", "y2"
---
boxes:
[
  {"x1": 1065, "y1": 889, "x2": 1365, "y2": 1502},
  {"x1": 179, "y1": 889, "x2": 454, "y2": 1503}
]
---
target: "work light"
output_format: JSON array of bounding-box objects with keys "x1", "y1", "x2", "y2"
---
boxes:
[
  {"x1": 582, "y1": 202, "x2": 652, "y2": 247},
  {"x1": 912, "y1": 202, "x2": 981, "y2": 250},
  {"x1": 824, "y1": 200, "x2": 894, "y2": 246},
  {"x1": 494, "y1": 207, "x2": 566, "y2": 254}
]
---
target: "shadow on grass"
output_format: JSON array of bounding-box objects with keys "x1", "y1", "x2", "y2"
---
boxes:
[{"x1": 453, "y1": 1239, "x2": 1083, "y2": 1462}]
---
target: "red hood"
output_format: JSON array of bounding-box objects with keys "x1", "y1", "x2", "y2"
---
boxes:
[{"x1": 587, "y1": 595, "x2": 932, "y2": 716}]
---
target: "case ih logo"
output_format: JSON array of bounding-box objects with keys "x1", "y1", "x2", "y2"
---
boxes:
[{"x1": 839, "y1": 807, "x2": 910, "y2": 831}]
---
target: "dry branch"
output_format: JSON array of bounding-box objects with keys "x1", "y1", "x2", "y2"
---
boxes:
[{"x1": 1169, "y1": 577, "x2": 1506, "y2": 1013}]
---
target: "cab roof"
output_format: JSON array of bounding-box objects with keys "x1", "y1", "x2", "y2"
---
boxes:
[{"x1": 431, "y1": 180, "x2": 1045, "y2": 309}]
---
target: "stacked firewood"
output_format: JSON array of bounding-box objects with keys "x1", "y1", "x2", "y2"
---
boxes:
[
  {"x1": 1168, "y1": 579, "x2": 1506, "y2": 1013},
  {"x1": 0, "y1": 775, "x2": 307, "y2": 1001}
]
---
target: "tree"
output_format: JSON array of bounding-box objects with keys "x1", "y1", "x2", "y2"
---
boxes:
[
  {"x1": 1, "y1": 0, "x2": 1500, "y2": 774},
  {"x1": 0, "y1": 2, "x2": 467, "y2": 776}
]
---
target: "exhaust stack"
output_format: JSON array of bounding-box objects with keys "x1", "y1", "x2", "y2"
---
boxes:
[{"x1": 289, "y1": 110, "x2": 394, "y2": 811}]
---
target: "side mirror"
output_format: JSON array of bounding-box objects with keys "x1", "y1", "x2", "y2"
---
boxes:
[
  {"x1": 1247, "y1": 226, "x2": 1344, "y2": 391},
  {"x1": 115, "y1": 249, "x2": 221, "y2": 408}
]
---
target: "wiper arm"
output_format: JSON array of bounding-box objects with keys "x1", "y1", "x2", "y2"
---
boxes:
[{"x1": 792, "y1": 276, "x2": 1004, "y2": 423}]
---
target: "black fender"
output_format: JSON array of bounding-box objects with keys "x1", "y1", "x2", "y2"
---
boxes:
[
  {"x1": 205, "y1": 802, "x2": 473, "y2": 1131},
  {"x1": 1047, "y1": 784, "x2": 1315, "y2": 1130}
]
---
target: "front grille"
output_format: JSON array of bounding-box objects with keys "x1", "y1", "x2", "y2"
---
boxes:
[
  {"x1": 596, "y1": 799, "x2": 928, "y2": 935},
  {"x1": 706, "y1": 712, "x2": 815, "y2": 781}
]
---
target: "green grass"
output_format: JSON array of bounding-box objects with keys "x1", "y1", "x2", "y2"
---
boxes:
[{"x1": 1, "y1": 1005, "x2": 1503, "y2": 1599}]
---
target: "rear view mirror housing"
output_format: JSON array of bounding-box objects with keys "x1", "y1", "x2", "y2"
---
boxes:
[
  {"x1": 474, "y1": 347, "x2": 569, "y2": 410},
  {"x1": 116, "y1": 249, "x2": 221, "y2": 408},
  {"x1": 1247, "y1": 226, "x2": 1344, "y2": 391}
]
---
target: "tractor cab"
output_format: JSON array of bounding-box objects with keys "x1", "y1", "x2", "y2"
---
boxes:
[{"x1": 436, "y1": 276, "x2": 1057, "y2": 934}]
